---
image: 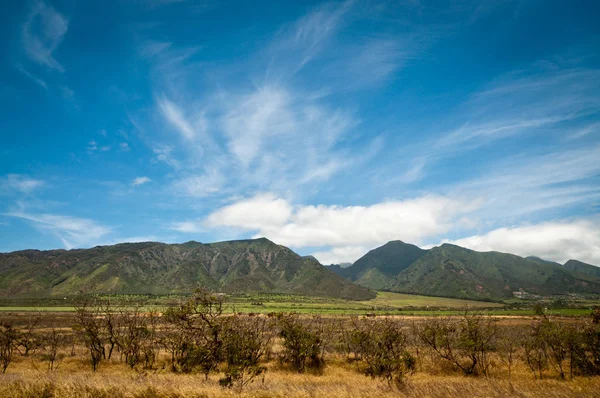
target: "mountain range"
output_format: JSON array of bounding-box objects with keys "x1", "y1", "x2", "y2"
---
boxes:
[
  {"x1": 1, "y1": 238, "x2": 599, "y2": 302},
  {"x1": 328, "y1": 241, "x2": 600, "y2": 301},
  {"x1": 0, "y1": 238, "x2": 374, "y2": 300}
]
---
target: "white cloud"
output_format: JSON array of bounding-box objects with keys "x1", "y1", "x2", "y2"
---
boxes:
[
  {"x1": 132, "y1": 176, "x2": 151, "y2": 186},
  {"x1": 312, "y1": 245, "x2": 370, "y2": 265},
  {"x1": 452, "y1": 145, "x2": 600, "y2": 222},
  {"x1": 442, "y1": 219, "x2": 600, "y2": 266},
  {"x1": 436, "y1": 68, "x2": 600, "y2": 151},
  {"x1": 158, "y1": 96, "x2": 196, "y2": 140},
  {"x1": 4, "y1": 211, "x2": 111, "y2": 249},
  {"x1": 87, "y1": 141, "x2": 97, "y2": 152},
  {"x1": 1, "y1": 174, "x2": 45, "y2": 194},
  {"x1": 206, "y1": 193, "x2": 293, "y2": 230},
  {"x1": 203, "y1": 193, "x2": 476, "y2": 262},
  {"x1": 270, "y1": 1, "x2": 351, "y2": 72},
  {"x1": 22, "y1": 1, "x2": 68, "y2": 72},
  {"x1": 120, "y1": 142, "x2": 130, "y2": 151},
  {"x1": 15, "y1": 63, "x2": 47, "y2": 89},
  {"x1": 170, "y1": 221, "x2": 204, "y2": 233},
  {"x1": 152, "y1": 145, "x2": 180, "y2": 168},
  {"x1": 173, "y1": 170, "x2": 223, "y2": 197}
]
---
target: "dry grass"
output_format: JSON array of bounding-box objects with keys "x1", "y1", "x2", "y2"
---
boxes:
[{"x1": 1, "y1": 351, "x2": 600, "y2": 398}]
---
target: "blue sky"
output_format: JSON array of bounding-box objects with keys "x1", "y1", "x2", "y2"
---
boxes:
[{"x1": 1, "y1": 0, "x2": 599, "y2": 265}]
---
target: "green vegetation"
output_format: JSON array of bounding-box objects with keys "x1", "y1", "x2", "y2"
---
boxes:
[
  {"x1": 0, "y1": 238, "x2": 374, "y2": 301},
  {"x1": 335, "y1": 241, "x2": 600, "y2": 301},
  {"x1": 1, "y1": 291, "x2": 597, "y2": 317},
  {"x1": 562, "y1": 259, "x2": 600, "y2": 278}
]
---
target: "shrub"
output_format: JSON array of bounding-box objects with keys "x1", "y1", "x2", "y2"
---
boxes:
[
  {"x1": 350, "y1": 318, "x2": 415, "y2": 388},
  {"x1": 0, "y1": 322, "x2": 19, "y2": 373},
  {"x1": 219, "y1": 315, "x2": 273, "y2": 389},
  {"x1": 162, "y1": 288, "x2": 225, "y2": 377},
  {"x1": 415, "y1": 312, "x2": 496, "y2": 376},
  {"x1": 277, "y1": 313, "x2": 325, "y2": 373}
]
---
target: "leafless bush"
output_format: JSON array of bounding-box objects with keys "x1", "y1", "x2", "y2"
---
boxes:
[
  {"x1": 41, "y1": 327, "x2": 67, "y2": 371},
  {"x1": 0, "y1": 322, "x2": 19, "y2": 373},
  {"x1": 415, "y1": 312, "x2": 497, "y2": 376},
  {"x1": 349, "y1": 317, "x2": 415, "y2": 388},
  {"x1": 17, "y1": 313, "x2": 42, "y2": 357},
  {"x1": 277, "y1": 313, "x2": 326, "y2": 373},
  {"x1": 162, "y1": 288, "x2": 225, "y2": 377},
  {"x1": 73, "y1": 299, "x2": 108, "y2": 371},
  {"x1": 219, "y1": 315, "x2": 273, "y2": 389}
]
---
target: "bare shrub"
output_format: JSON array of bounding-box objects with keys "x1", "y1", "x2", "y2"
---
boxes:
[
  {"x1": 162, "y1": 288, "x2": 225, "y2": 377},
  {"x1": 73, "y1": 299, "x2": 107, "y2": 371},
  {"x1": 116, "y1": 306, "x2": 159, "y2": 369},
  {"x1": 350, "y1": 317, "x2": 416, "y2": 388},
  {"x1": 415, "y1": 312, "x2": 496, "y2": 376},
  {"x1": 219, "y1": 315, "x2": 273, "y2": 389},
  {"x1": 17, "y1": 313, "x2": 42, "y2": 357},
  {"x1": 277, "y1": 313, "x2": 326, "y2": 373},
  {"x1": 41, "y1": 327, "x2": 67, "y2": 371},
  {"x1": 0, "y1": 322, "x2": 19, "y2": 373},
  {"x1": 496, "y1": 326, "x2": 524, "y2": 378}
]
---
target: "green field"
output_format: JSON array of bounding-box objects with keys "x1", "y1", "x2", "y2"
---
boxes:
[{"x1": 1, "y1": 291, "x2": 595, "y2": 316}]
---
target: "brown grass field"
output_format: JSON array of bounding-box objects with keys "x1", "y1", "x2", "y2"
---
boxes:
[{"x1": 1, "y1": 309, "x2": 600, "y2": 398}]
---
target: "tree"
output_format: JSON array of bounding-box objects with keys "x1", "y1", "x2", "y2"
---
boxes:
[
  {"x1": 162, "y1": 288, "x2": 225, "y2": 377},
  {"x1": 350, "y1": 318, "x2": 415, "y2": 388},
  {"x1": 219, "y1": 315, "x2": 273, "y2": 390},
  {"x1": 0, "y1": 322, "x2": 18, "y2": 373},
  {"x1": 277, "y1": 313, "x2": 326, "y2": 373},
  {"x1": 415, "y1": 312, "x2": 496, "y2": 376}
]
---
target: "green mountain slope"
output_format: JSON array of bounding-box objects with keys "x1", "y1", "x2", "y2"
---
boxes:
[
  {"x1": 525, "y1": 256, "x2": 562, "y2": 267},
  {"x1": 394, "y1": 244, "x2": 600, "y2": 300},
  {"x1": 330, "y1": 241, "x2": 426, "y2": 281},
  {"x1": 0, "y1": 238, "x2": 375, "y2": 300},
  {"x1": 337, "y1": 241, "x2": 600, "y2": 301},
  {"x1": 562, "y1": 259, "x2": 600, "y2": 279}
]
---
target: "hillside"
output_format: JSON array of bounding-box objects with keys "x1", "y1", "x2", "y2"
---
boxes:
[
  {"x1": 0, "y1": 238, "x2": 375, "y2": 300},
  {"x1": 338, "y1": 242, "x2": 600, "y2": 301},
  {"x1": 562, "y1": 259, "x2": 600, "y2": 279},
  {"x1": 329, "y1": 241, "x2": 426, "y2": 288}
]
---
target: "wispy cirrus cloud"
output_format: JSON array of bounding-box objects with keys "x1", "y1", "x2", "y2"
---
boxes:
[
  {"x1": 436, "y1": 67, "x2": 600, "y2": 151},
  {"x1": 1, "y1": 174, "x2": 45, "y2": 195},
  {"x1": 22, "y1": 1, "x2": 68, "y2": 72},
  {"x1": 132, "y1": 177, "x2": 152, "y2": 186},
  {"x1": 4, "y1": 211, "x2": 111, "y2": 249},
  {"x1": 451, "y1": 144, "x2": 600, "y2": 224},
  {"x1": 14, "y1": 63, "x2": 47, "y2": 89}
]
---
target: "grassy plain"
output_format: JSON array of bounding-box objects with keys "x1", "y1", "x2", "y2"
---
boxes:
[
  {"x1": 1, "y1": 291, "x2": 596, "y2": 316},
  {"x1": 2, "y1": 361, "x2": 600, "y2": 398},
  {"x1": 1, "y1": 314, "x2": 600, "y2": 398}
]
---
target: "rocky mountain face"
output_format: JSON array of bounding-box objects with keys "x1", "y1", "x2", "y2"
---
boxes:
[
  {"x1": 0, "y1": 238, "x2": 375, "y2": 300},
  {"x1": 331, "y1": 241, "x2": 600, "y2": 301}
]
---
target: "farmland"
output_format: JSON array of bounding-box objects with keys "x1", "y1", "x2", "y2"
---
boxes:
[{"x1": 0, "y1": 290, "x2": 599, "y2": 397}]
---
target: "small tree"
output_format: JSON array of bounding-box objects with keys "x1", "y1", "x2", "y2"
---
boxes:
[
  {"x1": 219, "y1": 315, "x2": 273, "y2": 390},
  {"x1": 162, "y1": 288, "x2": 225, "y2": 377},
  {"x1": 0, "y1": 322, "x2": 19, "y2": 373},
  {"x1": 351, "y1": 318, "x2": 415, "y2": 388},
  {"x1": 41, "y1": 328, "x2": 67, "y2": 371},
  {"x1": 17, "y1": 313, "x2": 42, "y2": 357},
  {"x1": 496, "y1": 327, "x2": 523, "y2": 378},
  {"x1": 277, "y1": 313, "x2": 325, "y2": 373},
  {"x1": 522, "y1": 319, "x2": 548, "y2": 379},
  {"x1": 415, "y1": 312, "x2": 496, "y2": 376},
  {"x1": 73, "y1": 299, "x2": 107, "y2": 371}
]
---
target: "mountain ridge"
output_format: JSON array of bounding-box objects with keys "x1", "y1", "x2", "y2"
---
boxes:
[
  {"x1": 0, "y1": 238, "x2": 375, "y2": 300},
  {"x1": 330, "y1": 241, "x2": 600, "y2": 301}
]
